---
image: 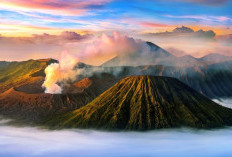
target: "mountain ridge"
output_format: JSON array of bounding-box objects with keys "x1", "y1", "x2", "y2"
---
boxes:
[
  {"x1": 200, "y1": 53, "x2": 232, "y2": 63},
  {"x1": 102, "y1": 42, "x2": 210, "y2": 67},
  {"x1": 46, "y1": 76, "x2": 232, "y2": 130}
]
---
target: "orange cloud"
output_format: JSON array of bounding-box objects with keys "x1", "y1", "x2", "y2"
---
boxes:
[
  {"x1": 189, "y1": 25, "x2": 232, "y2": 35},
  {"x1": 0, "y1": 21, "x2": 92, "y2": 37},
  {"x1": 0, "y1": 22, "x2": 58, "y2": 37},
  {"x1": 140, "y1": 25, "x2": 231, "y2": 36},
  {"x1": 140, "y1": 22, "x2": 170, "y2": 28},
  {"x1": 0, "y1": 0, "x2": 111, "y2": 16}
]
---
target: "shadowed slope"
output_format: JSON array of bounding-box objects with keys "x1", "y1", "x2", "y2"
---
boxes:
[
  {"x1": 47, "y1": 76, "x2": 232, "y2": 130},
  {"x1": 0, "y1": 87, "x2": 99, "y2": 122},
  {"x1": 0, "y1": 76, "x2": 117, "y2": 122}
]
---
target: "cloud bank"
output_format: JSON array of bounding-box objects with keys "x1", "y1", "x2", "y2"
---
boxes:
[
  {"x1": 141, "y1": 26, "x2": 231, "y2": 57},
  {"x1": 1, "y1": 124, "x2": 232, "y2": 157},
  {"x1": 80, "y1": 32, "x2": 150, "y2": 65},
  {"x1": 0, "y1": 31, "x2": 91, "y2": 61},
  {"x1": 144, "y1": 26, "x2": 216, "y2": 39}
]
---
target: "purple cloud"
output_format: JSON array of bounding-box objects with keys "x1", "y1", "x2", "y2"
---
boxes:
[{"x1": 143, "y1": 26, "x2": 216, "y2": 39}]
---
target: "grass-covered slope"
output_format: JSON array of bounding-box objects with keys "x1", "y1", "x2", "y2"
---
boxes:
[
  {"x1": 0, "y1": 59, "x2": 56, "y2": 93},
  {"x1": 47, "y1": 76, "x2": 232, "y2": 130},
  {"x1": 0, "y1": 59, "x2": 118, "y2": 123}
]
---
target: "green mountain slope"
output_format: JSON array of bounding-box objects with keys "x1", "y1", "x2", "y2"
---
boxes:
[
  {"x1": 0, "y1": 59, "x2": 118, "y2": 123},
  {"x1": 46, "y1": 76, "x2": 232, "y2": 130},
  {"x1": 0, "y1": 59, "x2": 56, "y2": 93}
]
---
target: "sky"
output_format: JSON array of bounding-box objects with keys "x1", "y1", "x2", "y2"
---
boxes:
[{"x1": 0, "y1": 0, "x2": 232, "y2": 62}]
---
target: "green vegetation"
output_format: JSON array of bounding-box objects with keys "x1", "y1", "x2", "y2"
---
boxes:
[
  {"x1": 0, "y1": 59, "x2": 55, "y2": 92},
  {"x1": 46, "y1": 76, "x2": 232, "y2": 130}
]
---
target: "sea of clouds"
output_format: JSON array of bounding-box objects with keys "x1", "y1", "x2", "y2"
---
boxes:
[{"x1": 0, "y1": 98, "x2": 232, "y2": 157}]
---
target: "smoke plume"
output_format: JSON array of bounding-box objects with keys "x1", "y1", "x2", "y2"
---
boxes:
[
  {"x1": 42, "y1": 51, "x2": 79, "y2": 94},
  {"x1": 79, "y1": 32, "x2": 150, "y2": 65},
  {"x1": 43, "y1": 32, "x2": 150, "y2": 94}
]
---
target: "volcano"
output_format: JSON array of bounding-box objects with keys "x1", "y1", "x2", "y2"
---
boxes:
[
  {"x1": 102, "y1": 42, "x2": 205, "y2": 67},
  {"x1": 0, "y1": 59, "x2": 117, "y2": 122},
  {"x1": 102, "y1": 42, "x2": 172, "y2": 67},
  {"x1": 47, "y1": 76, "x2": 232, "y2": 130}
]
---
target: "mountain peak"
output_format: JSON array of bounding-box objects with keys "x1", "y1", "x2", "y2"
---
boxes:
[
  {"x1": 47, "y1": 75, "x2": 232, "y2": 130},
  {"x1": 102, "y1": 42, "x2": 173, "y2": 67},
  {"x1": 146, "y1": 41, "x2": 171, "y2": 56}
]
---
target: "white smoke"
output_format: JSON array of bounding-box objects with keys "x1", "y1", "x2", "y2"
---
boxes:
[
  {"x1": 42, "y1": 51, "x2": 79, "y2": 94},
  {"x1": 42, "y1": 32, "x2": 151, "y2": 94},
  {"x1": 79, "y1": 32, "x2": 151, "y2": 65}
]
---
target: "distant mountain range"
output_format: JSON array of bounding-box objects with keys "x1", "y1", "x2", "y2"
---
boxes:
[
  {"x1": 108, "y1": 61, "x2": 232, "y2": 98},
  {"x1": 102, "y1": 42, "x2": 232, "y2": 67},
  {"x1": 1, "y1": 41, "x2": 232, "y2": 130},
  {"x1": 46, "y1": 76, "x2": 232, "y2": 130},
  {"x1": 200, "y1": 53, "x2": 232, "y2": 63}
]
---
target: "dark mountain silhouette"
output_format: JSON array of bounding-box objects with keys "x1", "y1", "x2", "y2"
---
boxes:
[{"x1": 46, "y1": 76, "x2": 232, "y2": 130}]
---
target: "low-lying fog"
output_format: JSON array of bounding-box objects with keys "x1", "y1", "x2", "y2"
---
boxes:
[{"x1": 0, "y1": 98, "x2": 232, "y2": 157}]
